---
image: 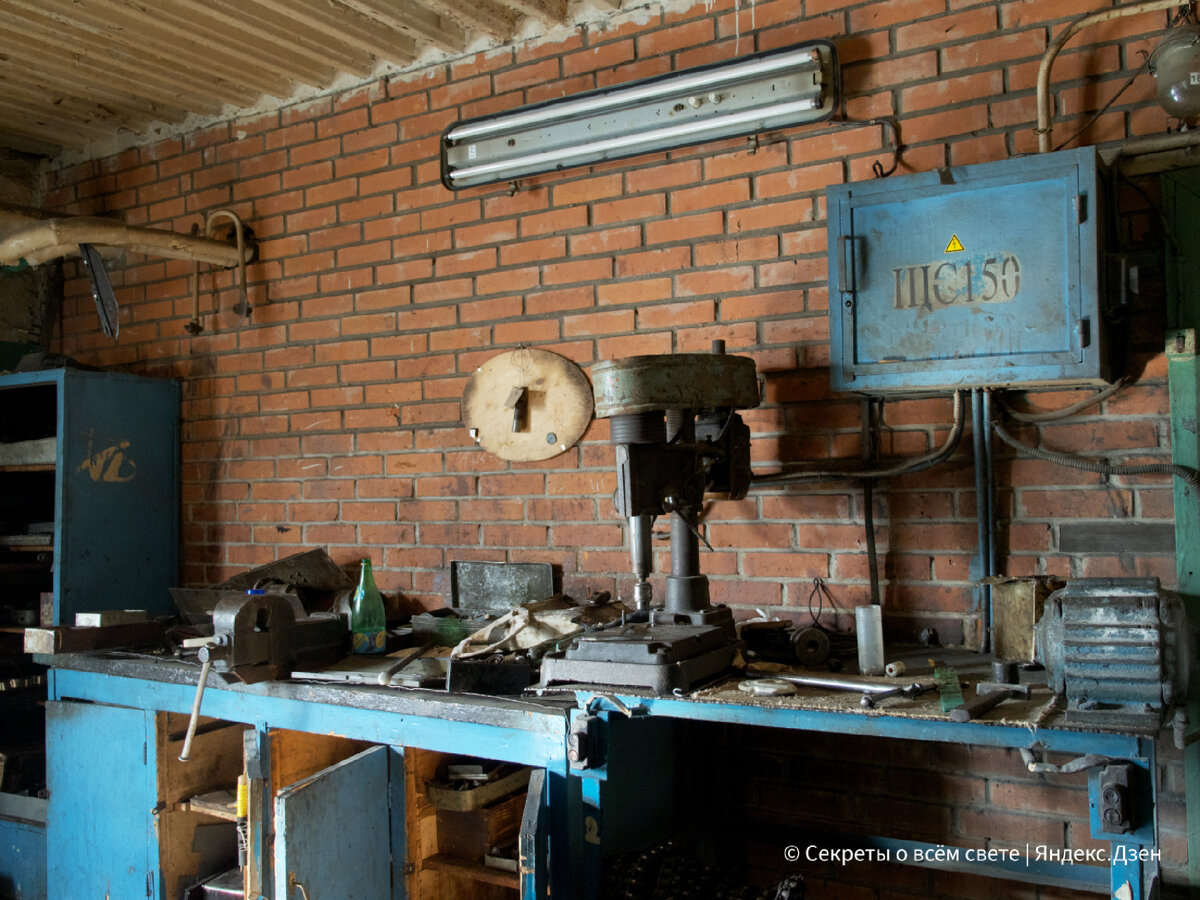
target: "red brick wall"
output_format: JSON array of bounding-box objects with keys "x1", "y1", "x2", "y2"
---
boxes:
[{"x1": 41, "y1": 0, "x2": 1187, "y2": 891}]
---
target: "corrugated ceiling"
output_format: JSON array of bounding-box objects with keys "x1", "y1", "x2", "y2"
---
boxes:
[{"x1": 0, "y1": 0, "x2": 613, "y2": 157}]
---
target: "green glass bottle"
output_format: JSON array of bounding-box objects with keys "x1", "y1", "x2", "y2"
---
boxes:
[{"x1": 350, "y1": 558, "x2": 387, "y2": 654}]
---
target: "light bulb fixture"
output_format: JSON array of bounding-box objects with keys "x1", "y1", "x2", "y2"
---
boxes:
[
  {"x1": 1151, "y1": 24, "x2": 1200, "y2": 118},
  {"x1": 441, "y1": 40, "x2": 839, "y2": 189}
]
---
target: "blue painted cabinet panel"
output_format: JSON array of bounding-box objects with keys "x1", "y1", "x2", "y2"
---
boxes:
[
  {"x1": 826, "y1": 147, "x2": 1109, "y2": 393},
  {"x1": 0, "y1": 798, "x2": 47, "y2": 900},
  {"x1": 57, "y1": 370, "x2": 180, "y2": 620},
  {"x1": 46, "y1": 701, "x2": 157, "y2": 900},
  {"x1": 275, "y1": 745, "x2": 391, "y2": 900}
]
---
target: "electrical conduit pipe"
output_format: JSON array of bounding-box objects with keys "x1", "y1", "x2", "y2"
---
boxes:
[{"x1": 1037, "y1": 0, "x2": 1191, "y2": 153}]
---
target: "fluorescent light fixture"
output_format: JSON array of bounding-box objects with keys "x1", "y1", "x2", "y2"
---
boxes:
[{"x1": 441, "y1": 40, "x2": 840, "y2": 189}]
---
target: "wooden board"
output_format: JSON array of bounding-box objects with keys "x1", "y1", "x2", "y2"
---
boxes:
[
  {"x1": 182, "y1": 789, "x2": 239, "y2": 822},
  {"x1": 268, "y1": 728, "x2": 370, "y2": 796},
  {"x1": 0, "y1": 437, "x2": 55, "y2": 466},
  {"x1": 23, "y1": 621, "x2": 164, "y2": 654},
  {"x1": 424, "y1": 854, "x2": 519, "y2": 890},
  {"x1": 461, "y1": 348, "x2": 593, "y2": 462}
]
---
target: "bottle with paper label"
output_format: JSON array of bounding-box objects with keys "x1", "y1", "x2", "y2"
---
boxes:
[{"x1": 350, "y1": 557, "x2": 387, "y2": 654}]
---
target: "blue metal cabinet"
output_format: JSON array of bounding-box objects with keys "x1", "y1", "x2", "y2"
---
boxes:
[
  {"x1": 45, "y1": 701, "x2": 158, "y2": 900},
  {"x1": 0, "y1": 367, "x2": 181, "y2": 623},
  {"x1": 826, "y1": 147, "x2": 1110, "y2": 393},
  {"x1": 0, "y1": 369, "x2": 179, "y2": 900}
]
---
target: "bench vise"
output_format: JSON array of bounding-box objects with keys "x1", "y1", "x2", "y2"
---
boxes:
[{"x1": 203, "y1": 590, "x2": 347, "y2": 686}]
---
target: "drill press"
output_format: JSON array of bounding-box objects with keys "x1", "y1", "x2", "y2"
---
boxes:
[{"x1": 540, "y1": 343, "x2": 759, "y2": 692}]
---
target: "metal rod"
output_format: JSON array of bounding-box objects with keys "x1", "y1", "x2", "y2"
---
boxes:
[
  {"x1": 377, "y1": 638, "x2": 437, "y2": 685},
  {"x1": 1037, "y1": 0, "x2": 1188, "y2": 153},
  {"x1": 982, "y1": 389, "x2": 997, "y2": 653},
  {"x1": 972, "y1": 389, "x2": 990, "y2": 651},
  {"x1": 746, "y1": 670, "x2": 930, "y2": 694},
  {"x1": 179, "y1": 656, "x2": 212, "y2": 762}
]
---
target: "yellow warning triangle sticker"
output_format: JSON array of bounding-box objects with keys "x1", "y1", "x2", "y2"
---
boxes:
[{"x1": 945, "y1": 234, "x2": 965, "y2": 253}]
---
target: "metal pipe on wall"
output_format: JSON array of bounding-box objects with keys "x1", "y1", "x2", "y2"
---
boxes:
[
  {"x1": 972, "y1": 389, "x2": 997, "y2": 652},
  {"x1": 1036, "y1": 0, "x2": 1189, "y2": 153}
]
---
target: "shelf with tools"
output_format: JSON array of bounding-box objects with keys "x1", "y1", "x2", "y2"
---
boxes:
[
  {"x1": 40, "y1": 656, "x2": 570, "y2": 900},
  {"x1": 411, "y1": 749, "x2": 530, "y2": 896}
]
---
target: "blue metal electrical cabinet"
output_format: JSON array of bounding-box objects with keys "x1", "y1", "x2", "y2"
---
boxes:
[{"x1": 826, "y1": 147, "x2": 1111, "y2": 394}]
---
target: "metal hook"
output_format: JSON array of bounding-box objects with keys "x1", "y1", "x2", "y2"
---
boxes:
[
  {"x1": 869, "y1": 118, "x2": 902, "y2": 178},
  {"x1": 188, "y1": 209, "x2": 250, "y2": 334}
]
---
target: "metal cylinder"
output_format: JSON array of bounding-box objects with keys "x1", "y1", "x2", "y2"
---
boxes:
[
  {"x1": 592, "y1": 353, "x2": 760, "y2": 418},
  {"x1": 610, "y1": 411, "x2": 665, "y2": 444},
  {"x1": 992, "y1": 659, "x2": 1018, "y2": 685},
  {"x1": 665, "y1": 408, "x2": 688, "y2": 440}
]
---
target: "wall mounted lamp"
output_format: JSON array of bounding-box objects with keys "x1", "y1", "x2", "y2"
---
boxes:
[
  {"x1": 441, "y1": 40, "x2": 840, "y2": 189},
  {"x1": 1151, "y1": 23, "x2": 1200, "y2": 117}
]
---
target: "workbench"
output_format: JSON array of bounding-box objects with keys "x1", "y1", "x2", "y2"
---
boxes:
[{"x1": 37, "y1": 650, "x2": 1164, "y2": 900}]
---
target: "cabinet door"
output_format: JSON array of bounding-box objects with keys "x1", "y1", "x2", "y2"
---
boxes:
[
  {"x1": 58, "y1": 371, "x2": 180, "y2": 619},
  {"x1": 274, "y1": 745, "x2": 391, "y2": 900},
  {"x1": 46, "y1": 701, "x2": 157, "y2": 900}
]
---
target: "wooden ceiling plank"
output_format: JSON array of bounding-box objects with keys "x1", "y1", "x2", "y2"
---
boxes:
[
  {"x1": 274, "y1": 0, "x2": 419, "y2": 62},
  {"x1": 413, "y1": 0, "x2": 516, "y2": 40},
  {"x1": 491, "y1": 0, "x2": 569, "y2": 26},
  {"x1": 333, "y1": 0, "x2": 466, "y2": 54},
  {"x1": 202, "y1": 0, "x2": 384, "y2": 76},
  {"x1": 0, "y1": 99, "x2": 117, "y2": 141},
  {"x1": 0, "y1": 122, "x2": 79, "y2": 153},
  {"x1": 0, "y1": 79, "x2": 183, "y2": 129},
  {"x1": 11, "y1": 0, "x2": 298, "y2": 99},
  {"x1": 0, "y1": 8, "x2": 264, "y2": 109},
  {"x1": 0, "y1": 28, "x2": 231, "y2": 114},
  {"x1": 98, "y1": 0, "x2": 338, "y2": 87}
]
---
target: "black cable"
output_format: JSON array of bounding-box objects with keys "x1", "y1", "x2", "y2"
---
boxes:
[
  {"x1": 1052, "y1": 51, "x2": 1151, "y2": 153},
  {"x1": 751, "y1": 391, "x2": 967, "y2": 485},
  {"x1": 992, "y1": 419, "x2": 1200, "y2": 490},
  {"x1": 998, "y1": 377, "x2": 1128, "y2": 423}
]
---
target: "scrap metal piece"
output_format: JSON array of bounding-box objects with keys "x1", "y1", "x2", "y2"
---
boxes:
[
  {"x1": 216, "y1": 548, "x2": 353, "y2": 594},
  {"x1": 78, "y1": 242, "x2": 118, "y2": 339},
  {"x1": 948, "y1": 682, "x2": 1033, "y2": 721},
  {"x1": 449, "y1": 561, "x2": 554, "y2": 611},
  {"x1": 738, "y1": 677, "x2": 797, "y2": 696}
]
